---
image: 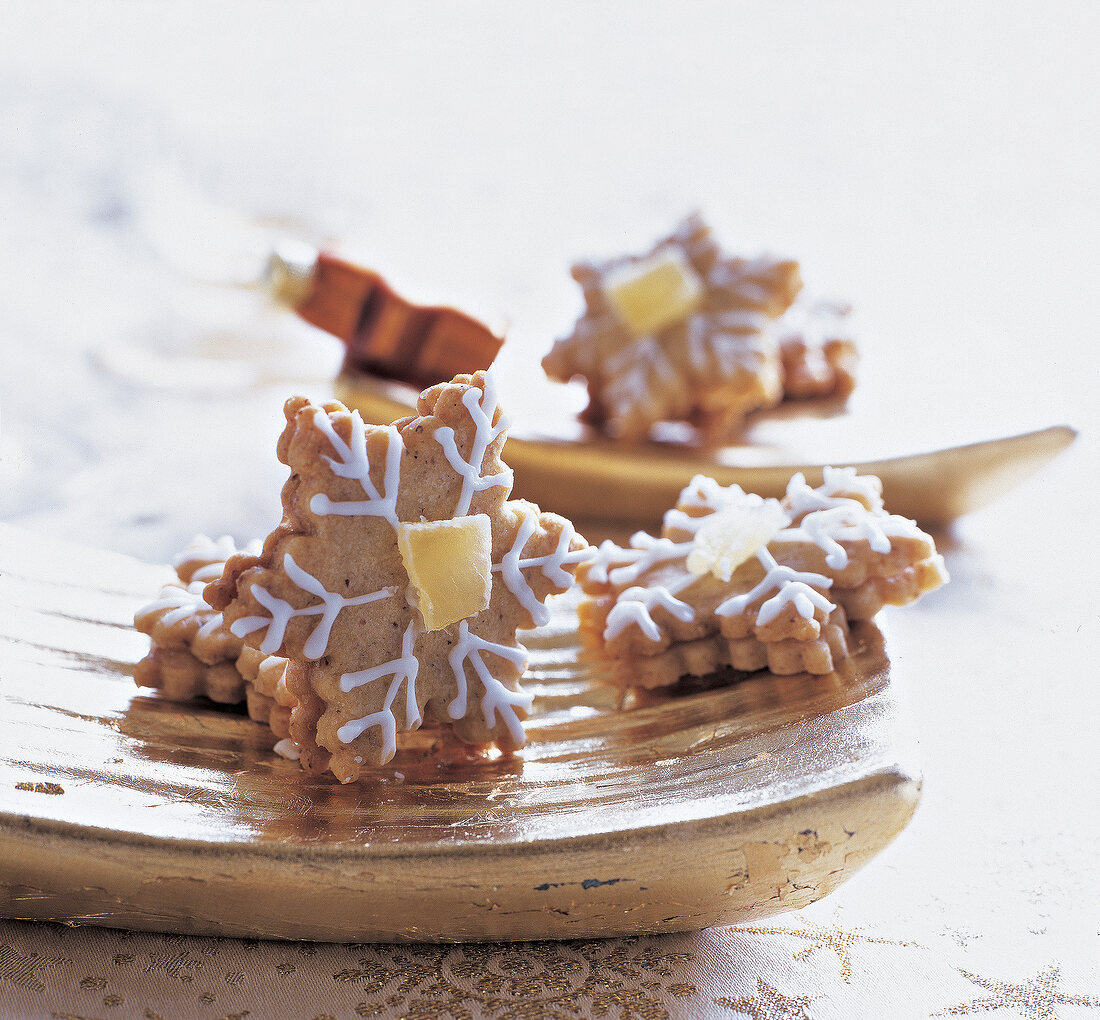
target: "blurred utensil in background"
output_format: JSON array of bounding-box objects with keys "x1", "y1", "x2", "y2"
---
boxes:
[
  {"x1": 119, "y1": 169, "x2": 502, "y2": 393},
  {"x1": 264, "y1": 244, "x2": 503, "y2": 389},
  {"x1": 116, "y1": 169, "x2": 1076, "y2": 529}
]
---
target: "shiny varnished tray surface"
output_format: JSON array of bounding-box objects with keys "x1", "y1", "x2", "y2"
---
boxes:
[
  {"x1": 336, "y1": 373, "x2": 1075, "y2": 528},
  {"x1": 0, "y1": 525, "x2": 920, "y2": 942}
]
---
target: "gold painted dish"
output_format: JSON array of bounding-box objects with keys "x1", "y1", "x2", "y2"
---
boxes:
[
  {"x1": 336, "y1": 372, "x2": 1076, "y2": 528},
  {"x1": 0, "y1": 525, "x2": 919, "y2": 943}
]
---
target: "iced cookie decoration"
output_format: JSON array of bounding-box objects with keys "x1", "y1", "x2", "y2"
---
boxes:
[
  {"x1": 542, "y1": 214, "x2": 863, "y2": 443},
  {"x1": 171, "y1": 533, "x2": 257, "y2": 586},
  {"x1": 133, "y1": 535, "x2": 271, "y2": 707},
  {"x1": 577, "y1": 468, "x2": 946, "y2": 688},
  {"x1": 134, "y1": 536, "x2": 290, "y2": 742},
  {"x1": 207, "y1": 371, "x2": 591, "y2": 782},
  {"x1": 134, "y1": 579, "x2": 246, "y2": 704},
  {"x1": 776, "y1": 297, "x2": 859, "y2": 401},
  {"x1": 542, "y1": 213, "x2": 802, "y2": 443}
]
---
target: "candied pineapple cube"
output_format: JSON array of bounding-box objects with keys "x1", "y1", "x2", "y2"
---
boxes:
[
  {"x1": 686, "y1": 497, "x2": 788, "y2": 582},
  {"x1": 604, "y1": 248, "x2": 704, "y2": 337},
  {"x1": 397, "y1": 515, "x2": 493, "y2": 631}
]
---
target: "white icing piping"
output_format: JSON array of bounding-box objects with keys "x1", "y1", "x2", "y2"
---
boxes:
[
  {"x1": 713, "y1": 309, "x2": 772, "y2": 334},
  {"x1": 819, "y1": 465, "x2": 876, "y2": 496},
  {"x1": 776, "y1": 297, "x2": 852, "y2": 347},
  {"x1": 230, "y1": 553, "x2": 398, "y2": 658},
  {"x1": 677, "y1": 474, "x2": 732, "y2": 511},
  {"x1": 175, "y1": 537, "x2": 263, "y2": 584},
  {"x1": 337, "y1": 620, "x2": 421, "y2": 762},
  {"x1": 196, "y1": 612, "x2": 226, "y2": 642},
  {"x1": 339, "y1": 620, "x2": 419, "y2": 695},
  {"x1": 604, "y1": 576, "x2": 695, "y2": 642},
  {"x1": 142, "y1": 582, "x2": 210, "y2": 627},
  {"x1": 686, "y1": 314, "x2": 710, "y2": 370},
  {"x1": 434, "y1": 370, "x2": 512, "y2": 518},
  {"x1": 310, "y1": 413, "x2": 403, "y2": 529},
  {"x1": 709, "y1": 255, "x2": 783, "y2": 299},
  {"x1": 273, "y1": 738, "x2": 300, "y2": 761},
  {"x1": 581, "y1": 540, "x2": 630, "y2": 586},
  {"x1": 584, "y1": 534, "x2": 693, "y2": 588},
  {"x1": 143, "y1": 540, "x2": 262, "y2": 641},
  {"x1": 707, "y1": 335, "x2": 741, "y2": 376},
  {"x1": 173, "y1": 534, "x2": 236, "y2": 571},
  {"x1": 784, "y1": 467, "x2": 884, "y2": 519},
  {"x1": 492, "y1": 508, "x2": 592, "y2": 627},
  {"x1": 716, "y1": 548, "x2": 835, "y2": 625},
  {"x1": 189, "y1": 562, "x2": 230, "y2": 584},
  {"x1": 610, "y1": 535, "x2": 694, "y2": 588},
  {"x1": 604, "y1": 337, "x2": 674, "y2": 410},
  {"x1": 447, "y1": 620, "x2": 532, "y2": 748},
  {"x1": 662, "y1": 508, "x2": 710, "y2": 535},
  {"x1": 776, "y1": 505, "x2": 895, "y2": 570}
]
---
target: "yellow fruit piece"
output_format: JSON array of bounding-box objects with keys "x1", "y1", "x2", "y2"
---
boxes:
[
  {"x1": 686, "y1": 497, "x2": 788, "y2": 582},
  {"x1": 397, "y1": 515, "x2": 493, "y2": 631},
  {"x1": 604, "y1": 248, "x2": 704, "y2": 337}
]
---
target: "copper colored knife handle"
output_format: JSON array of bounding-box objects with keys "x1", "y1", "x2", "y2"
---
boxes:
[{"x1": 270, "y1": 249, "x2": 503, "y2": 390}]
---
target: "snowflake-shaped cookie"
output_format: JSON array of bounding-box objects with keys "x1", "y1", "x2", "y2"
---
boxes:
[
  {"x1": 207, "y1": 371, "x2": 591, "y2": 782},
  {"x1": 133, "y1": 535, "x2": 266, "y2": 706},
  {"x1": 542, "y1": 214, "x2": 802, "y2": 442},
  {"x1": 577, "y1": 468, "x2": 947, "y2": 687},
  {"x1": 776, "y1": 297, "x2": 859, "y2": 401}
]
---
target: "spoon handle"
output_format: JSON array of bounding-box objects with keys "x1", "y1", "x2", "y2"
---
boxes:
[{"x1": 267, "y1": 246, "x2": 503, "y2": 389}]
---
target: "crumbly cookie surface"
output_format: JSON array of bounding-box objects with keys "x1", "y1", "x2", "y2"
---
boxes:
[
  {"x1": 577, "y1": 468, "x2": 946, "y2": 687},
  {"x1": 133, "y1": 535, "x2": 266, "y2": 707},
  {"x1": 542, "y1": 214, "x2": 799, "y2": 443},
  {"x1": 776, "y1": 298, "x2": 858, "y2": 401},
  {"x1": 208, "y1": 371, "x2": 591, "y2": 782},
  {"x1": 543, "y1": 215, "x2": 860, "y2": 442}
]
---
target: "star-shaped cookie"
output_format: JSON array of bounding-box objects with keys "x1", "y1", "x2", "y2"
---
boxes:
[
  {"x1": 776, "y1": 298, "x2": 859, "y2": 401},
  {"x1": 542, "y1": 214, "x2": 804, "y2": 442},
  {"x1": 133, "y1": 534, "x2": 265, "y2": 706},
  {"x1": 208, "y1": 371, "x2": 591, "y2": 782},
  {"x1": 577, "y1": 468, "x2": 947, "y2": 687}
]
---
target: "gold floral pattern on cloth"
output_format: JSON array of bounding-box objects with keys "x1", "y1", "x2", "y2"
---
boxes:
[
  {"x1": 0, "y1": 926, "x2": 699, "y2": 1020},
  {"x1": 4, "y1": 915, "x2": 1099, "y2": 1020},
  {"x1": 715, "y1": 978, "x2": 815, "y2": 1019},
  {"x1": 334, "y1": 939, "x2": 697, "y2": 1017},
  {"x1": 0, "y1": 940, "x2": 69, "y2": 992}
]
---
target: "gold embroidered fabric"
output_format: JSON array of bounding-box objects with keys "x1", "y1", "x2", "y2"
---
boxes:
[{"x1": 3, "y1": 895, "x2": 1098, "y2": 1019}]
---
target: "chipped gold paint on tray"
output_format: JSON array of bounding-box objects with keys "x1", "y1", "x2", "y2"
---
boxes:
[{"x1": 0, "y1": 525, "x2": 919, "y2": 942}]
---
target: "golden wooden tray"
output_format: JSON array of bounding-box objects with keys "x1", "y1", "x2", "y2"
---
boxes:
[
  {"x1": 0, "y1": 525, "x2": 919, "y2": 943},
  {"x1": 336, "y1": 372, "x2": 1075, "y2": 528}
]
